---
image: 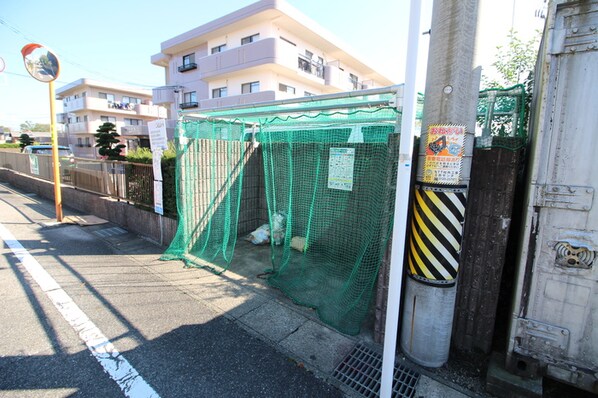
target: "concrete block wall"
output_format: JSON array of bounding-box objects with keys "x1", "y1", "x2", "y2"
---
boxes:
[{"x1": 0, "y1": 169, "x2": 178, "y2": 246}]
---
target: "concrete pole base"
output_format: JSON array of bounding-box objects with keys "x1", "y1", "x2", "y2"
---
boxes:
[{"x1": 400, "y1": 276, "x2": 457, "y2": 367}]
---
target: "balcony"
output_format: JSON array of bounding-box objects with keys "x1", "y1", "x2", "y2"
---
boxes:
[
  {"x1": 66, "y1": 121, "x2": 93, "y2": 134},
  {"x1": 324, "y1": 65, "x2": 368, "y2": 92},
  {"x1": 178, "y1": 63, "x2": 197, "y2": 73},
  {"x1": 179, "y1": 102, "x2": 199, "y2": 109},
  {"x1": 121, "y1": 125, "x2": 148, "y2": 136},
  {"x1": 200, "y1": 91, "x2": 276, "y2": 110},
  {"x1": 297, "y1": 54, "x2": 324, "y2": 78}
]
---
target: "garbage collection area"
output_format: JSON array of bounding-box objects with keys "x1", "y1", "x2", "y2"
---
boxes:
[{"x1": 161, "y1": 88, "x2": 405, "y2": 336}]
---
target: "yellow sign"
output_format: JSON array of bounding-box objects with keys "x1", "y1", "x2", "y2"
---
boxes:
[{"x1": 423, "y1": 125, "x2": 465, "y2": 184}]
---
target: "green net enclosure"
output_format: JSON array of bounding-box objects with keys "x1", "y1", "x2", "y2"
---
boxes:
[
  {"x1": 161, "y1": 119, "x2": 252, "y2": 272},
  {"x1": 163, "y1": 92, "x2": 402, "y2": 335},
  {"x1": 475, "y1": 84, "x2": 527, "y2": 150},
  {"x1": 259, "y1": 108, "x2": 400, "y2": 335}
]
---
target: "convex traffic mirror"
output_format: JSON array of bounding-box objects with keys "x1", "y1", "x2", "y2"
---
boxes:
[{"x1": 21, "y1": 43, "x2": 60, "y2": 82}]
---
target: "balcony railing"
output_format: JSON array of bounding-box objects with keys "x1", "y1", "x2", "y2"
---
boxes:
[
  {"x1": 297, "y1": 54, "x2": 324, "y2": 78},
  {"x1": 178, "y1": 63, "x2": 197, "y2": 73},
  {"x1": 179, "y1": 102, "x2": 199, "y2": 109}
]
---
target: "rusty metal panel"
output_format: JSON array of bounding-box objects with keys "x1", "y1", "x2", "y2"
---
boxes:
[{"x1": 508, "y1": 1, "x2": 598, "y2": 393}]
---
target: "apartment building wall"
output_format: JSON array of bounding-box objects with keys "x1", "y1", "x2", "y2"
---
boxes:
[
  {"x1": 58, "y1": 79, "x2": 167, "y2": 158},
  {"x1": 153, "y1": 0, "x2": 394, "y2": 118}
]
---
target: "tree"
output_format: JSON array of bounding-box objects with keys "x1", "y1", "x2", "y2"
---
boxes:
[
  {"x1": 483, "y1": 30, "x2": 541, "y2": 89},
  {"x1": 18, "y1": 133, "x2": 34, "y2": 150},
  {"x1": 19, "y1": 121, "x2": 50, "y2": 132},
  {"x1": 94, "y1": 122, "x2": 125, "y2": 160}
]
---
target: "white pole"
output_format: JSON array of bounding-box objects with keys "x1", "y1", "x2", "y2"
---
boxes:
[{"x1": 380, "y1": 0, "x2": 422, "y2": 396}]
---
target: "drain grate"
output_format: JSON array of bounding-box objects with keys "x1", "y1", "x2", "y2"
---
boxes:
[
  {"x1": 332, "y1": 344, "x2": 419, "y2": 398},
  {"x1": 93, "y1": 227, "x2": 127, "y2": 238}
]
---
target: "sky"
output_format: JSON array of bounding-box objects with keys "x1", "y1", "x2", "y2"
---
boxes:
[{"x1": 0, "y1": 0, "x2": 544, "y2": 132}]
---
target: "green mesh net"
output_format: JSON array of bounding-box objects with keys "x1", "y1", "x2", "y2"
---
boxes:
[
  {"x1": 161, "y1": 119, "x2": 249, "y2": 273},
  {"x1": 475, "y1": 84, "x2": 527, "y2": 150},
  {"x1": 162, "y1": 93, "x2": 401, "y2": 335}
]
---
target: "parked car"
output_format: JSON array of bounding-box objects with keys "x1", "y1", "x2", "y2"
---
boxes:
[
  {"x1": 22, "y1": 145, "x2": 74, "y2": 161},
  {"x1": 23, "y1": 145, "x2": 76, "y2": 182}
]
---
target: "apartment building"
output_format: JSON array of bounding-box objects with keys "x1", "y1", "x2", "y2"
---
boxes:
[
  {"x1": 151, "y1": 0, "x2": 394, "y2": 120},
  {"x1": 56, "y1": 79, "x2": 167, "y2": 158}
]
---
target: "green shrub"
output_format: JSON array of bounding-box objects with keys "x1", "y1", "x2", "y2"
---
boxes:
[{"x1": 0, "y1": 143, "x2": 20, "y2": 149}]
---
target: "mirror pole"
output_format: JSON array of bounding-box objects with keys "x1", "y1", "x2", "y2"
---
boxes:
[{"x1": 49, "y1": 80, "x2": 63, "y2": 221}]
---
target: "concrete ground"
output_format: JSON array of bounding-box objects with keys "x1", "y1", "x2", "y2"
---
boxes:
[
  {"x1": 0, "y1": 180, "x2": 490, "y2": 397},
  {"x1": 72, "y1": 216, "x2": 484, "y2": 397}
]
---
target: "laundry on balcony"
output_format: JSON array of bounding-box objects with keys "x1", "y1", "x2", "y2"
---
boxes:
[{"x1": 110, "y1": 102, "x2": 135, "y2": 110}]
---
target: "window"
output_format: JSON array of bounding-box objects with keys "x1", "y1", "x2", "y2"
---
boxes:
[
  {"x1": 304, "y1": 91, "x2": 315, "y2": 97},
  {"x1": 212, "y1": 87, "x2": 227, "y2": 98},
  {"x1": 317, "y1": 56, "x2": 324, "y2": 65},
  {"x1": 77, "y1": 137, "x2": 82, "y2": 147},
  {"x1": 99, "y1": 92, "x2": 115, "y2": 103},
  {"x1": 81, "y1": 91, "x2": 86, "y2": 97},
  {"x1": 305, "y1": 50, "x2": 313, "y2": 60},
  {"x1": 211, "y1": 44, "x2": 227, "y2": 54},
  {"x1": 84, "y1": 115, "x2": 88, "y2": 122},
  {"x1": 279, "y1": 83, "x2": 296, "y2": 94},
  {"x1": 242, "y1": 81, "x2": 260, "y2": 94},
  {"x1": 124, "y1": 118, "x2": 141, "y2": 125},
  {"x1": 184, "y1": 92, "x2": 197, "y2": 102},
  {"x1": 179, "y1": 53, "x2": 197, "y2": 72},
  {"x1": 241, "y1": 33, "x2": 259, "y2": 45},
  {"x1": 75, "y1": 116, "x2": 82, "y2": 123},
  {"x1": 180, "y1": 91, "x2": 198, "y2": 108},
  {"x1": 182, "y1": 53, "x2": 195, "y2": 66},
  {"x1": 349, "y1": 73, "x2": 359, "y2": 90},
  {"x1": 85, "y1": 137, "x2": 91, "y2": 147},
  {"x1": 100, "y1": 116, "x2": 116, "y2": 123},
  {"x1": 122, "y1": 96, "x2": 141, "y2": 104}
]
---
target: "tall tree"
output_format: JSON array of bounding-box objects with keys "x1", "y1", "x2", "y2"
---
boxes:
[{"x1": 94, "y1": 122, "x2": 125, "y2": 160}]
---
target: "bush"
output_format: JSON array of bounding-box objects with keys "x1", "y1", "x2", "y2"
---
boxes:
[
  {"x1": 0, "y1": 143, "x2": 21, "y2": 149},
  {"x1": 125, "y1": 143, "x2": 178, "y2": 218}
]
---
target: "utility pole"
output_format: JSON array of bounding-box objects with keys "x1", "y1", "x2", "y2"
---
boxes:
[{"x1": 400, "y1": 0, "x2": 481, "y2": 367}]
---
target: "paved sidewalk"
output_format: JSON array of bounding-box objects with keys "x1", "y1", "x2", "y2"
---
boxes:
[
  {"x1": 87, "y1": 222, "x2": 481, "y2": 397},
  {"x1": 2, "y1": 179, "x2": 485, "y2": 397}
]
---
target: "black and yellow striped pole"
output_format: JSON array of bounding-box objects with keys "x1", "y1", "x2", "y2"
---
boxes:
[
  {"x1": 408, "y1": 182, "x2": 466, "y2": 285},
  {"x1": 399, "y1": 0, "x2": 481, "y2": 368}
]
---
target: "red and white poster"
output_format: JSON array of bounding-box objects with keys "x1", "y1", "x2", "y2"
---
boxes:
[{"x1": 423, "y1": 125, "x2": 466, "y2": 184}]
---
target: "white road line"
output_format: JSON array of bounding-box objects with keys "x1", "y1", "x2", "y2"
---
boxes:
[{"x1": 0, "y1": 222, "x2": 160, "y2": 398}]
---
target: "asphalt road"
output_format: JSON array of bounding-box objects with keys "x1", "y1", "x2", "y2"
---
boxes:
[{"x1": 0, "y1": 183, "x2": 342, "y2": 398}]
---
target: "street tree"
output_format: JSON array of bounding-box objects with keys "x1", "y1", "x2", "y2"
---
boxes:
[
  {"x1": 94, "y1": 122, "x2": 125, "y2": 160},
  {"x1": 20, "y1": 121, "x2": 50, "y2": 133}
]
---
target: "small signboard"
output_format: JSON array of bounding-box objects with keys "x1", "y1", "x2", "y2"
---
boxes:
[
  {"x1": 423, "y1": 125, "x2": 466, "y2": 185},
  {"x1": 328, "y1": 147, "x2": 355, "y2": 191},
  {"x1": 29, "y1": 154, "x2": 39, "y2": 175},
  {"x1": 153, "y1": 180, "x2": 164, "y2": 215},
  {"x1": 148, "y1": 119, "x2": 168, "y2": 151}
]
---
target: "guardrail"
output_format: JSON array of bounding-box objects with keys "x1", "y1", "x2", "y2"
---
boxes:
[{"x1": 0, "y1": 151, "x2": 154, "y2": 208}]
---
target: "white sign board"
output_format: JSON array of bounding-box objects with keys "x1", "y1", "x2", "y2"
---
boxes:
[
  {"x1": 154, "y1": 180, "x2": 164, "y2": 215},
  {"x1": 328, "y1": 147, "x2": 355, "y2": 191},
  {"x1": 29, "y1": 154, "x2": 39, "y2": 175},
  {"x1": 152, "y1": 148, "x2": 163, "y2": 182},
  {"x1": 148, "y1": 119, "x2": 168, "y2": 151}
]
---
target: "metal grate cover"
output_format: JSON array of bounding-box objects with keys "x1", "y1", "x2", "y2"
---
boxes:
[
  {"x1": 93, "y1": 227, "x2": 127, "y2": 238},
  {"x1": 333, "y1": 344, "x2": 419, "y2": 398}
]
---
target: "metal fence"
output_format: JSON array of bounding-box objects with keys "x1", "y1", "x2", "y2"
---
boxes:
[{"x1": 0, "y1": 151, "x2": 154, "y2": 208}]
